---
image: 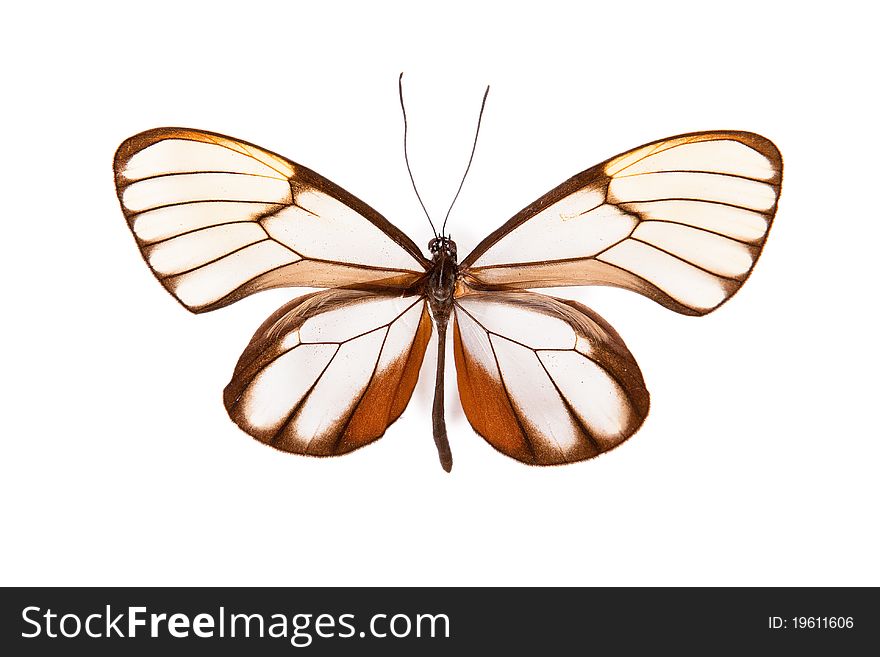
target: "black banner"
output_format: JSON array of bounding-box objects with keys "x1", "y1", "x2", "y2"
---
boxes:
[{"x1": 1, "y1": 587, "x2": 873, "y2": 654}]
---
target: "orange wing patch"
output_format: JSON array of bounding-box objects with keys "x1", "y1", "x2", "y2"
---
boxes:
[
  {"x1": 453, "y1": 319, "x2": 535, "y2": 463},
  {"x1": 335, "y1": 304, "x2": 432, "y2": 453},
  {"x1": 224, "y1": 289, "x2": 431, "y2": 456}
]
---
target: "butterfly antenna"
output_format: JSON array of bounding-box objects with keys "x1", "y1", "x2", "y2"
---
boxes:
[
  {"x1": 399, "y1": 73, "x2": 438, "y2": 239},
  {"x1": 441, "y1": 84, "x2": 490, "y2": 237}
]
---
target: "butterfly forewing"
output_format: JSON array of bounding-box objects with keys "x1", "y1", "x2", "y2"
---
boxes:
[
  {"x1": 224, "y1": 288, "x2": 432, "y2": 456},
  {"x1": 452, "y1": 290, "x2": 649, "y2": 464},
  {"x1": 460, "y1": 131, "x2": 782, "y2": 316},
  {"x1": 114, "y1": 128, "x2": 429, "y2": 313}
]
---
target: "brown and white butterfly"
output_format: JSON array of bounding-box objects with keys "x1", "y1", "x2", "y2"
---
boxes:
[{"x1": 113, "y1": 98, "x2": 781, "y2": 472}]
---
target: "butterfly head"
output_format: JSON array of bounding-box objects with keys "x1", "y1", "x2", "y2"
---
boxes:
[{"x1": 428, "y1": 236, "x2": 457, "y2": 263}]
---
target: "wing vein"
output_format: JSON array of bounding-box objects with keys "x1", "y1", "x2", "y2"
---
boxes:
[
  {"x1": 122, "y1": 170, "x2": 288, "y2": 185},
  {"x1": 613, "y1": 169, "x2": 775, "y2": 184},
  {"x1": 202, "y1": 133, "x2": 291, "y2": 179},
  {"x1": 157, "y1": 238, "x2": 271, "y2": 279},
  {"x1": 482, "y1": 334, "x2": 538, "y2": 462},
  {"x1": 289, "y1": 253, "x2": 421, "y2": 275},
  {"x1": 232, "y1": 298, "x2": 424, "y2": 398},
  {"x1": 637, "y1": 218, "x2": 764, "y2": 245},
  {"x1": 144, "y1": 220, "x2": 261, "y2": 246},
  {"x1": 269, "y1": 344, "x2": 341, "y2": 447},
  {"x1": 490, "y1": 334, "x2": 567, "y2": 461},
  {"x1": 626, "y1": 237, "x2": 745, "y2": 281},
  {"x1": 291, "y1": 200, "x2": 320, "y2": 218},
  {"x1": 534, "y1": 352, "x2": 602, "y2": 454},
  {"x1": 467, "y1": 229, "x2": 632, "y2": 271},
  {"x1": 127, "y1": 199, "x2": 287, "y2": 217},
  {"x1": 330, "y1": 326, "x2": 392, "y2": 453},
  {"x1": 609, "y1": 196, "x2": 773, "y2": 213},
  {"x1": 608, "y1": 136, "x2": 703, "y2": 177}
]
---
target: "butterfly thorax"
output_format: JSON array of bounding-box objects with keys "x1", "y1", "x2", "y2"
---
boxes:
[{"x1": 426, "y1": 237, "x2": 458, "y2": 325}]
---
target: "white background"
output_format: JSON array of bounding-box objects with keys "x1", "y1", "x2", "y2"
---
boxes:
[{"x1": 2, "y1": 1, "x2": 877, "y2": 586}]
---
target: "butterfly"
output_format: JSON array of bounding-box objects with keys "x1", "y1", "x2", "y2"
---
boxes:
[{"x1": 113, "y1": 81, "x2": 782, "y2": 472}]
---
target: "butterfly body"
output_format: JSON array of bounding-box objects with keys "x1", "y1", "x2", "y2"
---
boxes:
[
  {"x1": 114, "y1": 125, "x2": 781, "y2": 472},
  {"x1": 422, "y1": 236, "x2": 459, "y2": 471},
  {"x1": 425, "y1": 236, "x2": 458, "y2": 324}
]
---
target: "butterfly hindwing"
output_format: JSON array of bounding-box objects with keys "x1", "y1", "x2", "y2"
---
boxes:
[
  {"x1": 114, "y1": 128, "x2": 430, "y2": 313},
  {"x1": 460, "y1": 131, "x2": 782, "y2": 316},
  {"x1": 453, "y1": 290, "x2": 649, "y2": 464},
  {"x1": 224, "y1": 288, "x2": 432, "y2": 456}
]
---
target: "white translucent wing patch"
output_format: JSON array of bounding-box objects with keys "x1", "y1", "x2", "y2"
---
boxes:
[
  {"x1": 606, "y1": 137, "x2": 775, "y2": 179},
  {"x1": 263, "y1": 189, "x2": 419, "y2": 269},
  {"x1": 224, "y1": 289, "x2": 432, "y2": 456},
  {"x1": 167, "y1": 241, "x2": 299, "y2": 309},
  {"x1": 609, "y1": 171, "x2": 776, "y2": 211},
  {"x1": 144, "y1": 223, "x2": 268, "y2": 276},
  {"x1": 474, "y1": 200, "x2": 637, "y2": 267},
  {"x1": 114, "y1": 128, "x2": 429, "y2": 313},
  {"x1": 122, "y1": 137, "x2": 293, "y2": 180},
  {"x1": 121, "y1": 172, "x2": 293, "y2": 213},
  {"x1": 290, "y1": 330, "x2": 387, "y2": 447},
  {"x1": 462, "y1": 131, "x2": 782, "y2": 316},
  {"x1": 453, "y1": 291, "x2": 649, "y2": 465}
]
